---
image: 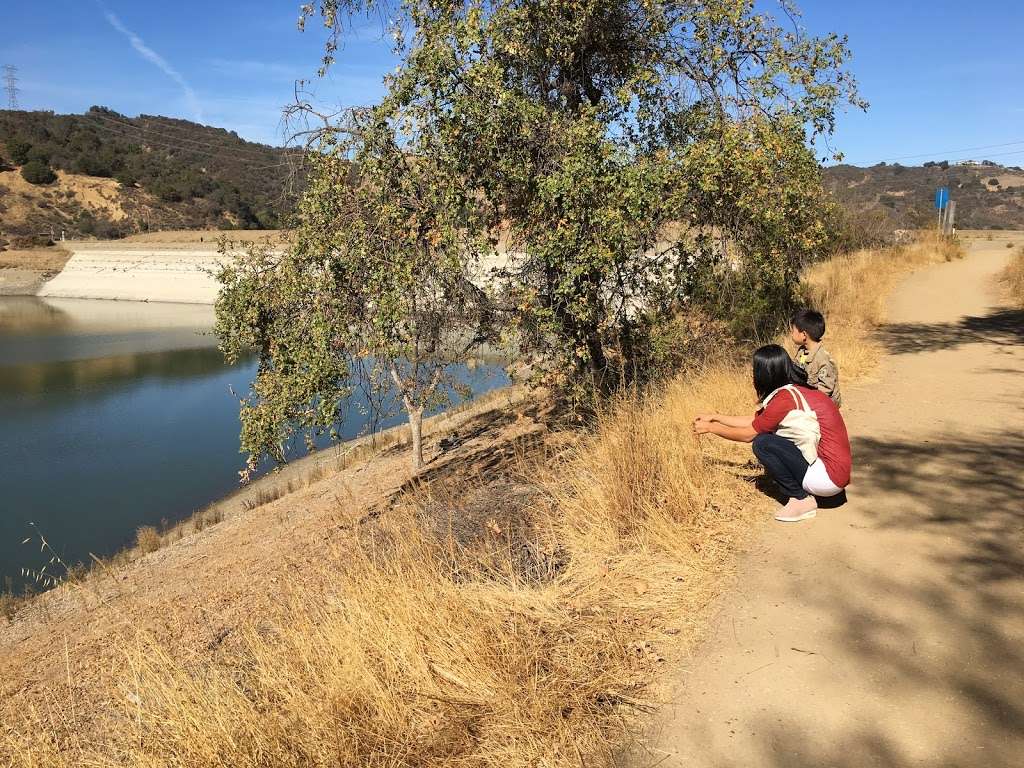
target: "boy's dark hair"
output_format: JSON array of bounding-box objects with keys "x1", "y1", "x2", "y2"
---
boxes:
[
  {"x1": 752, "y1": 344, "x2": 807, "y2": 401},
  {"x1": 790, "y1": 308, "x2": 826, "y2": 342}
]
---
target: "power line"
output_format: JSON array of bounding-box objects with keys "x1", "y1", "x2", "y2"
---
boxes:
[
  {"x1": 945, "y1": 147, "x2": 1024, "y2": 163},
  {"x1": 845, "y1": 138, "x2": 1024, "y2": 166},
  {"x1": 895, "y1": 147, "x2": 1024, "y2": 166},
  {"x1": 3, "y1": 65, "x2": 19, "y2": 110}
]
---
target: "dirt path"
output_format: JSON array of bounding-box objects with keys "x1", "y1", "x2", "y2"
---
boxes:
[{"x1": 639, "y1": 238, "x2": 1024, "y2": 767}]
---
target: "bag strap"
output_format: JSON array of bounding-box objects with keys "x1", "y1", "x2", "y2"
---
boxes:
[
  {"x1": 761, "y1": 386, "x2": 784, "y2": 408},
  {"x1": 784, "y1": 385, "x2": 812, "y2": 413}
]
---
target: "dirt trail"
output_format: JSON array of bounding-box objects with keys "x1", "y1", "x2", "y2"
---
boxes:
[{"x1": 640, "y1": 238, "x2": 1024, "y2": 767}]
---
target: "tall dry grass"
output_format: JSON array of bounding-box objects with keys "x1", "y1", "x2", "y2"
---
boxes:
[
  {"x1": 801, "y1": 231, "x2": 963, "y2": 378},
  {"x1": 1, "y1": 234, "x2": 956, "y2": 767},
  {"x1": 1000, "y1": 246, "x2": 1024, "y2": 306}
]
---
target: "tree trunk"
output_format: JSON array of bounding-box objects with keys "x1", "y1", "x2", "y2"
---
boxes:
[
  {"x1": 585, "y1": 331, "x2": 610, "y2": 395},
  {"x1": 407, "y1": 405, "x2": 424, "y2": 470},
  {"x1": 389, "y1": 361, "x2": 443, "y2": 472}
]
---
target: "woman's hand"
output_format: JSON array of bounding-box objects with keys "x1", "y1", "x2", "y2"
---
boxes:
[{"x1": 692, "y1": 416, "x2": 715, "y2": 435}]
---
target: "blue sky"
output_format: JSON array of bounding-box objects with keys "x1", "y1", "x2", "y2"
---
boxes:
[{"x1": 1, "y1": 1, "x2": 1022, "y2": 165}]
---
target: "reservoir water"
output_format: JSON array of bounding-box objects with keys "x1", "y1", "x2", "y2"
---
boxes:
[{"x1": 0, "y1": 297, "x2": 508, "y2": 593}]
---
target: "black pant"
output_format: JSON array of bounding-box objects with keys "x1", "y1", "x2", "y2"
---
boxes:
[{"x1": 752, "y1": 433, "x2": 809, "y2": 500}]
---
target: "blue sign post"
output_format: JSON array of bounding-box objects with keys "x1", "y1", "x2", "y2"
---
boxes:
[{"x1": 935, "y1": 187, "x2": 952, "y2": 234}]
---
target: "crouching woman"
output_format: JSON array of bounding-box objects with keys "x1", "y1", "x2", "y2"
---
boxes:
[{"x1": 693, "y1": 344, "x2": 852, "y2": 523}]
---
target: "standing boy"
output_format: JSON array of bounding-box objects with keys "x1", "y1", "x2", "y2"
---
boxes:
[{"x1": 790, "y1": 309, "x2": 842, "y2": 407}]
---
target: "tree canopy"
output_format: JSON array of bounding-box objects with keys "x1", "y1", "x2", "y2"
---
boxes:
[{"x1": 217, "y1": 0, "x2": 864, "y2": 471}]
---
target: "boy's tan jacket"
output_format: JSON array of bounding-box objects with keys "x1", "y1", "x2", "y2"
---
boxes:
[{"x1": 796, "y1": 344, "x2": 842, "y2": 407}]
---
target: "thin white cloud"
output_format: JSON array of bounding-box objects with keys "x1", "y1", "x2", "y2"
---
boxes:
[
  {"x1": 102, "y1": 8, "x2": 204, "y2": 122},
  {"x1": 207, "y1": 58, "x2": 304, "y2": 82}
]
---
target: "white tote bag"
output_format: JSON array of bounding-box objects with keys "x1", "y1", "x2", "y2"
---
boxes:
[{"x1": 761, "y1": 385, "x2": 820, "y2": 463}]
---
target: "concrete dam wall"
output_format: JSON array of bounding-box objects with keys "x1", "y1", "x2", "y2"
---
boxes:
[{"x1": 39, "y1": 245, "x2": 226, "y2": 304}]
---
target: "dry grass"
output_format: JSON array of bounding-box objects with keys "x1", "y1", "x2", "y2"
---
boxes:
[
  {"x1": 0, "y1": 246, "x2": 72, "y2": 274},
  {"x1": 119, "y1": 229, "x2": 286, "y2": 244},
  {"x1": 1001, "y1": 246, "x2": 1024, "y2": 306},
  {"x1": 0, "y1": 592, "x2": 22, "y2": 622},
  {"x1": 0, "y1": 234, "x2": 954, "y2": 767},
  {"x1": 2, "y1": 372, "x2": 759, "y2": 768},
  {"x1": 801, "y1": 232, "x2": 963, "y2": 378},
  {"x1": 134, "y1": 526, "x2": 162, "y2": 555}
]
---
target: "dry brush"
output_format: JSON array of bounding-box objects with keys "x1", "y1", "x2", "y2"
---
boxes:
[{"x1": 0, "y1": 235, "x2": 959, "y2": 767}]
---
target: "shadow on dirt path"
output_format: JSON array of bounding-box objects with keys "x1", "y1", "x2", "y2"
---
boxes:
[{"x1": 633, "y1": 239, "x2": 1024, "y2": 767}]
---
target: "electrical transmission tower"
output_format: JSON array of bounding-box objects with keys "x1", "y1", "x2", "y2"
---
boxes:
[{"x1": 3, "y1": 65, "x2": 19, "y2": 109}]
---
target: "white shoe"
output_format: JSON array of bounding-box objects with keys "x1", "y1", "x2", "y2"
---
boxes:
[{"x1": 774, "y1": 503, "x2": 818, "y2": 522}]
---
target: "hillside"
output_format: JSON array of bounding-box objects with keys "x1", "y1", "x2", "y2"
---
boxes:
[
  {"x1": 0, "y1": 107, "x2": 302, "y2": 243},
  {"x1": 3, "y1": 107, "x2": 1022, "y2": 249},
  {"x1": 823, "y1": 160, "x2": 1024, "y2": 230}
]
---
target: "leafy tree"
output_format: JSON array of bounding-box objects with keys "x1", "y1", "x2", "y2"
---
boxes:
[
  {"x1": 218, "y1": 0, "x2": 862, "y2": 474},
  {"x1": 300, "y1": 0, "x2": 863, "y2": 391},
  {"x1": 76, "y1": 211, "x2": 97, "y2": 235},
  {"x1": 675, "y1": 117, "x2": 840, "y2": 335},
  {"x1": 215, "y1": 114, "x2": 494, "y2": 473},
  {"x1": 21, "y1": 159, "x2": 57, "y2": 185}
]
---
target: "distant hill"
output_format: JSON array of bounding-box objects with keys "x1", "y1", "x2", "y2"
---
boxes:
[
  {"x1": 3, "y1": 107, "x2": 1022, "y2": 247},
  {"x1": 823, "y1": 160, "x2": 1024, "y2": 231},
  {"x1": 0, "y1": 107, "x2": 303, "y2": 243}
]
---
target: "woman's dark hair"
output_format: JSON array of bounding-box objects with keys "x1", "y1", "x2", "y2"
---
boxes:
[{"x1": 752, "y1": 344, "x2": 807, "y2": 401}]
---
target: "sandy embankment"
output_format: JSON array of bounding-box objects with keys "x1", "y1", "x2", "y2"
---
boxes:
[
  {"x1": 37, "y1": 242, "x2": 229, "y2": 304},
  {"x1": 0, "y1": 268, "x2": 49, "y2": 296}
]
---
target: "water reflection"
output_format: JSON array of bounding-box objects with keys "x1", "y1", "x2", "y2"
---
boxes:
[
  {"x1": 0, "y1": 298, "x2": 507, "y2": 593},
  {"x1": 0, "y1": 347, "x2": 240, "y2": 399}
]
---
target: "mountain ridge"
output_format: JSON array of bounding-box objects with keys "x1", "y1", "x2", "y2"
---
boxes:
[
  {"x1": 823, "y1": 159, "x2": 1024, "y2": 231},
  {"x1": 3, "y1": 108, "x2": 1023, "y2": 246},
  {"x1": 0, "y1": 107, "x2": 302, "y2": 244}
]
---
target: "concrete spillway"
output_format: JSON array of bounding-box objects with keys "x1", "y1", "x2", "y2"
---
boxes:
[{"x1": 39, "y1": 245, "x2": 226, "y2": 304}]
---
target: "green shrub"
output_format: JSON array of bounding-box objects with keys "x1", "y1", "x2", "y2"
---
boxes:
[
  {"x1": 21, "y1": 159, "x2": 57, "y2": 185},
  {"x1": 93, "y1": 218, "x2": 126, "y2": 239},
  {"x1": 26, "y1": 146, "x2": 50, "y2": 164},
  {"x1": 74, "y1": 153, "x2": 114, "y2": 178},
  {"x1": 6, "y1": 138, "x2": 31, "y2": 165},
  {"x1": 115, "y1": 168, "x2": 138, "y2": 187}
]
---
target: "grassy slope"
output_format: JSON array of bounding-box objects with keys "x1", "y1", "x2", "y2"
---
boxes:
[
  {"x1": 0, "y1": 236, "x2": 961, "y2": 767},
  {"x1": 1000, "y1": 246, "x2": 1024, "y2": 305}
]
